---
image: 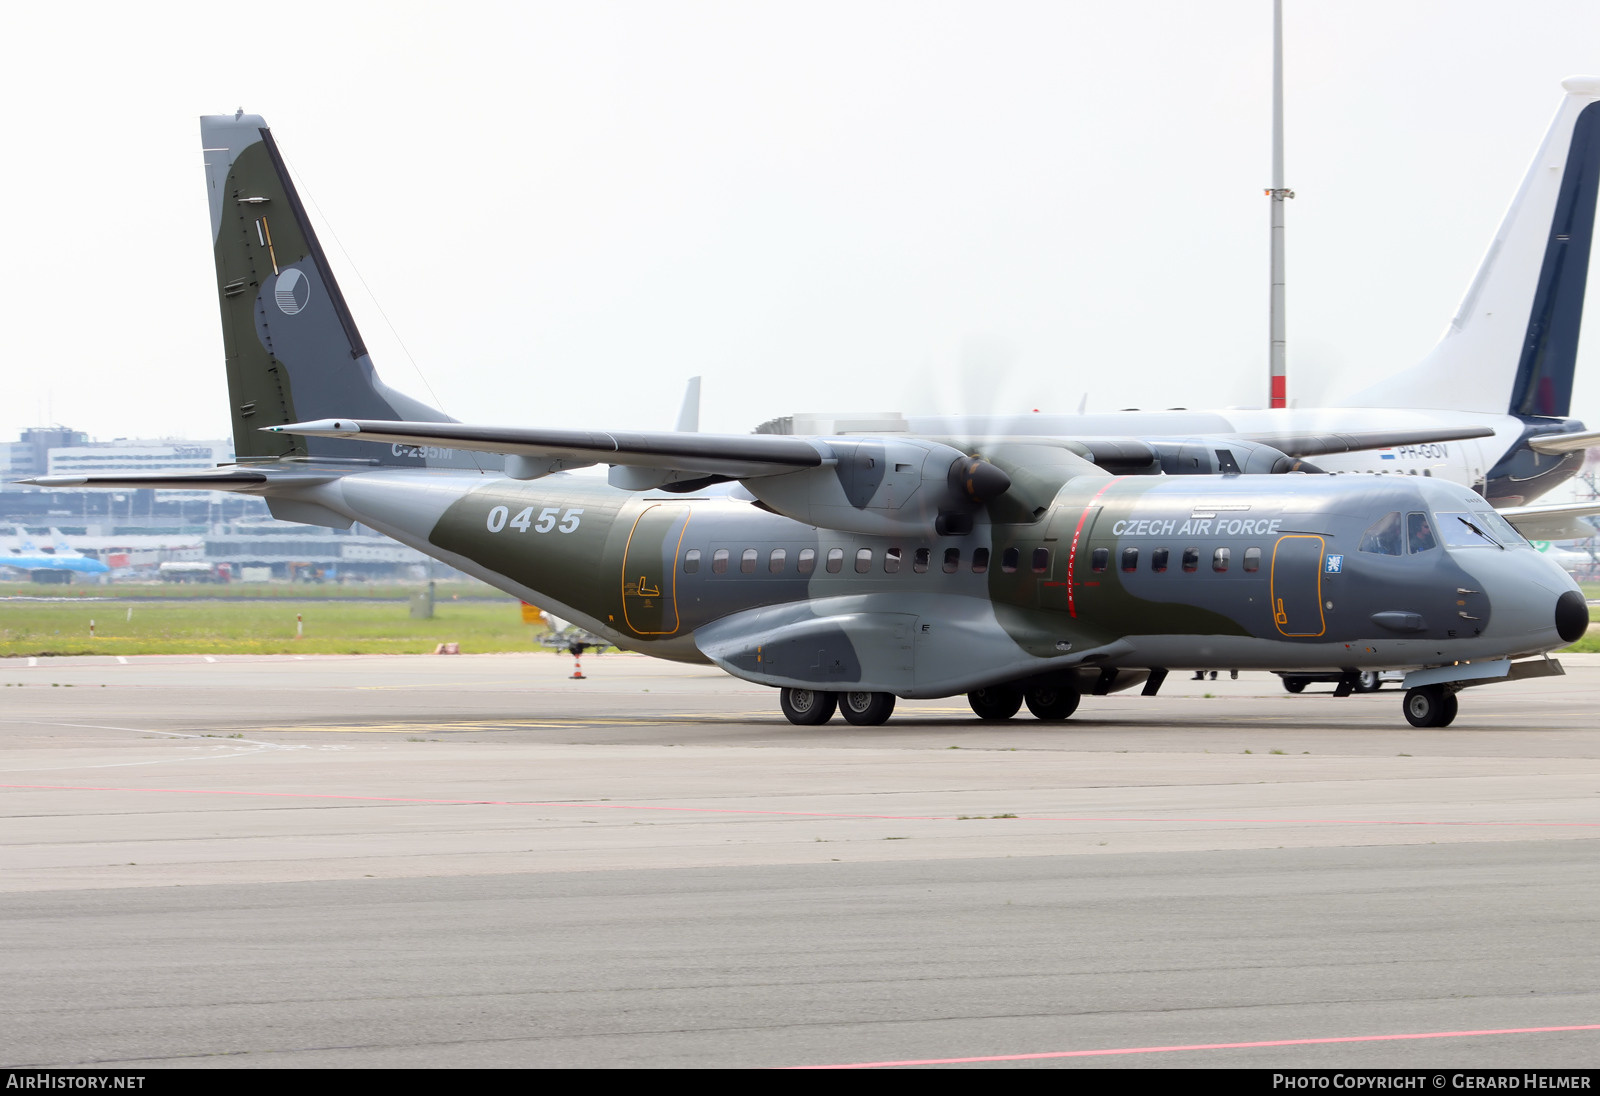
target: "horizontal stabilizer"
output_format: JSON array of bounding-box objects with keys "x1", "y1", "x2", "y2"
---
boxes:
[
  {"x1": 1500, "y1": 500, "x2": 1600, "y2": 541},
  {"x1": 269, "y1": 419, "x2": 825, "y2": 480},
  {"x1": 1236, "y1": 426, "x2": 1495, "y2": 458},
  {"x1": 13, "y1": 468, "x2": 333, "y2": 492},
  {"x1": 1526, "y1": 429, "x2": 1600, "y2": 454}
]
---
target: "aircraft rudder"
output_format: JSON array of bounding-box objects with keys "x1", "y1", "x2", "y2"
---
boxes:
[
  {"x1": 200, "y1": 113, "x2": 468, "y2": 468},
  {"x1": 1344, "y1": 79, "x2": 1600, "y2": 417}
]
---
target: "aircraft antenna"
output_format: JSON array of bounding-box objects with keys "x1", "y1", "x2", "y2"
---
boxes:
[{"x1": 1267, "y1": 0, "x2": 1293, "y2": 408}]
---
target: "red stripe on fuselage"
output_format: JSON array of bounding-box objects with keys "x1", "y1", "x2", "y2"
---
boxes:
[{"x1": 1065, "y1": 477, "x2": 1124, "y2": 618}]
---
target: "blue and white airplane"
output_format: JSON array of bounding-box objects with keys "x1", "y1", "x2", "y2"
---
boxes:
[{"x1": 1, "y1": 528, "x2": 110, "y2": 580}]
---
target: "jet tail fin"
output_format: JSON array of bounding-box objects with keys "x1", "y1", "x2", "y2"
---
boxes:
[
  {"x1": 1345, "y1": 78, "x2": 1600, "y2": 418},
  {"x1": 201, "y1": 114, "x2": 488, "y2": 471}
]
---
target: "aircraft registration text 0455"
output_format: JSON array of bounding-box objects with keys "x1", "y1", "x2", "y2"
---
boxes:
[{"x1": 485, "y1": 506, "x2": 584, "y2": 534}]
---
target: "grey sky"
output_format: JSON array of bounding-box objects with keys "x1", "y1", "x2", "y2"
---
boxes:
[{"x1": 6, "y1": 1, "x2": 1600, "y2": 447}]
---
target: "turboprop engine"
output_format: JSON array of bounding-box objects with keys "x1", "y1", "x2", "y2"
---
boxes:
[{"x1": 743, "y1": 438, "x2": 1012, "y2": 537}]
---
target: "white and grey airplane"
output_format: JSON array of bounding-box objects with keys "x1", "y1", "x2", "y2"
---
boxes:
[{"x1": 759, "y1": 77, "x2": 1600, "y2": 515}]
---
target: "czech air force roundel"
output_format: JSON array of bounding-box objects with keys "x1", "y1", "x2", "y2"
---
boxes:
[{"x1": 274, "y1": 268, "x2": 311, "y2": 315}]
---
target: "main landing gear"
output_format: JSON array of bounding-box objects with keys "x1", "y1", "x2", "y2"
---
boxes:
[
  {"x1": 1402, "y1": 684, "x2": 1458, "y2": 728},
  {"x1": 969, "y1": 683, "x2": 1080, "y2": 721},
  {"x1": 778, "y1": 687, "x2": 896, "y2": 726},
  {"x1": 778, "y1": 682, "x2": 1084, "y2": 726}
]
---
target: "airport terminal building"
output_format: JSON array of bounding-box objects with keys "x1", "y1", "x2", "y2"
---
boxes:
[{"x1": 0, "y1": 427, "x2": 448, "y2": 582}]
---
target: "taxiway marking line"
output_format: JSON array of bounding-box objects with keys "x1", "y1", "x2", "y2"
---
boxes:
[
  {"x1": 786, "y1": 1023, "x2": 1600, "y2": 1068},
  {"x1": 3, "y1": 782, "x2": 1599, "y2": 828}
]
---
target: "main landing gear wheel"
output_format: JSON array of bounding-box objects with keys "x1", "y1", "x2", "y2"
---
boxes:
[
  {"x1": 839, "y1": 690, "x2": 896, "y2": 726},
  {"x1": 1024, "y1": 685, "x2": 1080, "y2": 721},
  {"x1": 1355, "y1": 671, "x2": 1382, "y2": 693},
  {"x1": 780, "y1": 687, "x2": 837, "y2": 726},
  {"x1": 968, "y1": 685, "x2": 1024, "y2": 721},
  {"x1": 1403, "y1": 685, "x2": 1458, "y2": 728},
  {"x1": 1282, "y1": 676, "x2": 1307, "y2": 694}
]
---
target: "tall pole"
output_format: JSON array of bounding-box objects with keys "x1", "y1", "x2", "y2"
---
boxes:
[{"x1": 1268, "y1": 0, "x2": 1293, "y2": 408}]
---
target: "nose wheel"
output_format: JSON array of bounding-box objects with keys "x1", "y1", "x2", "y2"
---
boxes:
[{"x1": 1402, "y1": 685, "x2": 1458, "y2": 728}]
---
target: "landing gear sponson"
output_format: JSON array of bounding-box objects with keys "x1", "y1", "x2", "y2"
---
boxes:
[{"x1": 779, "y1": 656, "x2": 1565, "y2": 727}]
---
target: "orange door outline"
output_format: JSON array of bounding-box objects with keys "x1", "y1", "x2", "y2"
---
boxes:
[
  {"x1": 1269, "y1": 534, "x2": 1326, "y2": 637},
  {"x1": 621, "y1": 504, "x2": 690, "y2": 635}
]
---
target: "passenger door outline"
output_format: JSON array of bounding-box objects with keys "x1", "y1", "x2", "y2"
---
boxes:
[
  {"x1": 1270, "y1": 534, "x2": 1326, "y2": 637},
  {"x1": 621, "y1": 504, "x2": 690, "y2": 635}
]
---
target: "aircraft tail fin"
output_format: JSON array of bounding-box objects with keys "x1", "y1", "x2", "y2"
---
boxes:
[
  {"x1": 201, "y1": 114, "x2": 486, "y2": 470},
  {"x1": 1345, "y1": 78, "x2": 1600, "y2": 417}
]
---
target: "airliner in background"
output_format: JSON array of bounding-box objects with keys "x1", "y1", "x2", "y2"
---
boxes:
[
  {"x1": 1, "y1": 528, "x2": 110, "y2": 581},
  {"x1": 758, "y1": 77, "x2": 1600, "y2": 527}
]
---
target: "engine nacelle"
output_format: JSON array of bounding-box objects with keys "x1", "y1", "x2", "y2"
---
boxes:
[
  {"x1": 1067, "y1": 436, "x2": 1323, "y2": 476},
  {"x1": 744, "y1": 438, "x2": 1010, "y2": 536},
  {"x1": 1150, "y1": 437, "x2": 1322, "y2": 476}
]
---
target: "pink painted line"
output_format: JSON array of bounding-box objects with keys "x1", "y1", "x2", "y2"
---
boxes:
[
  {"x1": 2, "y1": 782, "x2": 1597, "y2": 828},
  {"x1": 787, "y1": 1023, "x2": 1600, "y2": 1068}
]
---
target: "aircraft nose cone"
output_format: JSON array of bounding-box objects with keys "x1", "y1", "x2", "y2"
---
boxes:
[{"x1": 1555, "y1": 589, "x2": 1590, "y2": 644}]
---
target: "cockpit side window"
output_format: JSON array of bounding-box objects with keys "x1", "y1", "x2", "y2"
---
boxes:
[
  {"x1": 1359, "y1": 511, "x2": 1403, "y2": 556},
  {"x1": 1406, "y1": 512, "x2": 1437, "y2": 554}
]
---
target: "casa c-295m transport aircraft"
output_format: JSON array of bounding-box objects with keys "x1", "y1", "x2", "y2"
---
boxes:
[{"x1": 19, "y1": 111, "x2": 1592, "y2": 729}]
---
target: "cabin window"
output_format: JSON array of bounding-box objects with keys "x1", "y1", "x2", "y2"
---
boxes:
[
  {"x1": 769, "y1": 548, "x2": 786, "y2": 574},
  {"x1": 884, "y1": 547, "x2": 902, "y2": 574},
  {"x1": 1001, "y1": 547, "x2": 1019, "y2": 573},
  {"x1": 683, "y1": 549, "x2": 701, "y2": 574},
  {"x1": 1243, "y1": 547, "x2": 1261, "y2": 572},
  {"x1": 797, "y1": 548, "x2": 816, "y2": 574},
  {"x1": 972, "y1": 547, "x2": 990, "y2": 574},
  {"x1": 1213, "y1": 546, "x2": 1230, "y2": 572},
  {"x1": 826, "y1": 548, "x2": 844, "y2": 574},
  {"x1": 943, "y1": 548, "x2": 961, "y2": 573},
  {"x1": 1359, "y1": 511, "x2": 1403, "y2": 556},
  {"x1": 1120, "y1": 547, "x2": 1139, "y2": 572},
  {"x1": 712, "y1": 548, "x2": 729, "y2": 575},
  {"x1": 1150, "y1": 547, "x2": 1169, "y2": 573},
  {"x1": 740, "y1": 548, "x2": 758, "y2": 574},
  {"x1": 855, "y1": 548, "x2": 873, "y2": 573},
  {"x1": 1032, "y1": 548, "x2": 1049, "y2": 573},
  {"x1": 1091, "y1": 547, "x2": 1109, "y2": 573},
  {"x1": 1407, "y1": 512, "x2": 1437, "y2": 553},
  {"x1": 914, "y1": 548, "x2": 931, "y2": 574},
  {"x1": 1181, "y1": 546, "x2": 1199, "y2": 572}
]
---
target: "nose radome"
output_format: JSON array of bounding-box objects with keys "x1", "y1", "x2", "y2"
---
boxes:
[{"x1": 1555, "y1": 589, "x2": 1590, "y2": 644}]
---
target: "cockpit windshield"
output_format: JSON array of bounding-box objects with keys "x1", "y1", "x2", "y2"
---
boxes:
[
  {"x1": 1474, "y1": 509, "x2": 1530, "y2": 548},
  {"x1": 1434, "y1": 511, "x2": 1524, "y2": 549}
]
